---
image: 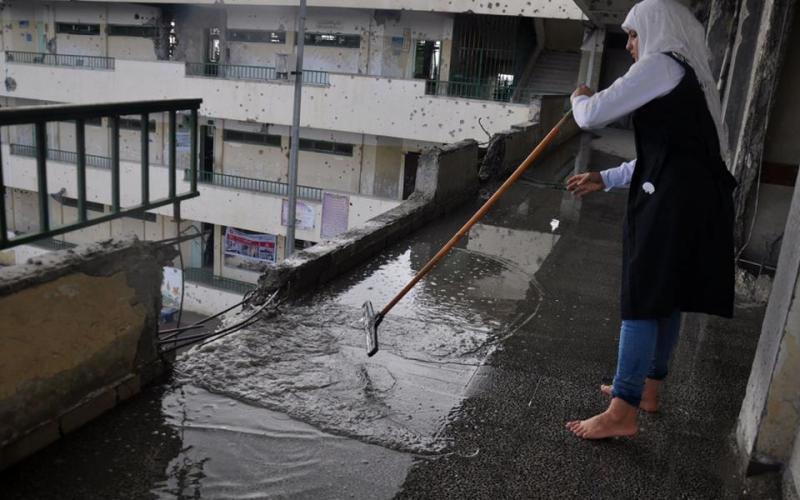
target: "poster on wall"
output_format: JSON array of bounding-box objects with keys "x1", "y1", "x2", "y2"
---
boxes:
[
  {"x1": 321, "y1": 192, "x2": 350, "y2": 240},
  {"x1": 161, "y1": 266, "x2": 183, "y2": 310},
  {"x1": 224, "y1": 227, "x2": 277, "y2": 264},
  {"x1": 281, "y1": 200, "x2": 316, "y2": 231}
]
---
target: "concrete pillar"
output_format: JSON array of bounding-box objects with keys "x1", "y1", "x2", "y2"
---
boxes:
[
  {"x1": 577, "y1": 27, "x2": 605, "y2": 90},
  {"x1": 212, "y1": 224, "x2": 222, "y2": 276},
  {"x1": 787, "y1": 429, "x2": 800, "y2": 499},
  {"x1": 737, "y1": 177, "x2": 800, "y2": 470}
]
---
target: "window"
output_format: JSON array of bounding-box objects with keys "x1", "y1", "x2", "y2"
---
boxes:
[
  {"x1": 228, "y1": 29, "x2": 286, "y2": 44},
  {"x1": 56, "y1": 23, "x2": 100, "y2": 36},
  {"x1": 298, "y1": 138, "x2": 353, "y2": 156},
  {"x1": 60, "y1": 196, "x2": 105, "y2": 213},
  {"x1": 303, "y1": 33, "x2": 361, "y2": 48},
  {"x1": 223, "y1": 129, "x2": 282, "y2": 147},
  {"x1": 107, "y1": 25, "x2": 158, "y2": 38},
  {"x1": 127, "y1": 211, "x2": 158, "y2": 223},
  {"x1": 118, "y1": 118, "x2": 156, "y2": 132}
]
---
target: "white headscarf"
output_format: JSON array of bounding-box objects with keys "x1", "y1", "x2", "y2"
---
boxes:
[{"x1": 622, "y1": 0, "x2": 730, "y2": 165}]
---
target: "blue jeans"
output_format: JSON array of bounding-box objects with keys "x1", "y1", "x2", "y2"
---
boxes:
[{"x1": 611, "y1": 310, "x2": 682, "y2": 407}]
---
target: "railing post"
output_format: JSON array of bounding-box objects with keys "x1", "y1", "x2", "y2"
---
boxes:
[
  {"x1": 190, "y1": 107, "x2": 198, "y2": 193},
  {"x1": 0, "y1": 134, "x2": 7, "y2": 247},
  {"x1": 168, "y1": 110, "x2": 176, "y2": 199},
  {"x1": 110, "y1": 115, "x2": 120, "y2": 212},
  {"x1": 141, "y1": 113, "x2": 150, "y2": 205},
  {"x1": 34, "y1": 121, "x2": 49, "y2": 232},
  {"x1": 75, "y1": 118, "x2": 88, "y2": 223}
]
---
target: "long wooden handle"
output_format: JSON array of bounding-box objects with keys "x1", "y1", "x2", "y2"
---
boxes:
[{"x1": 380, "y1": 110, "x2": 573, "y2": 317}]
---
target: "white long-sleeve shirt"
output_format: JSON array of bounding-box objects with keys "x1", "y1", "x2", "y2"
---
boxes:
[{"x1": 570, "y1": 53, "x2": 686, "y2": 190}]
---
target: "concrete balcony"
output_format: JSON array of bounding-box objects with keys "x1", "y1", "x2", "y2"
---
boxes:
[
  {"x1": 1, "y1": 145, "x2": 401, "y2": 243},
  {"x1": 40, "y1": 1, "x2": 585, "y2": 19},
  {"x1": 0, "y1": 57, "x2": 538, "y2": 145}
]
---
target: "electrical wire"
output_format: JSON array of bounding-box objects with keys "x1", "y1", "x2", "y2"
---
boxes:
[
  {"x1": 159, "y1": 289, "x2": 279, "y2": 355},
  {"x1": 158, "y1": 291, "x2": 253, "y2": 340}
]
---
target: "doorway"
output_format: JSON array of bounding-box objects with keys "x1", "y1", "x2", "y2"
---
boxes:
[
  {"x1": 414, "y1": 40, "x2": 442, "y2": 92},
  {"x1": 199, "y1": 125, "x2": 214, "y2": 178},
  {"x1": 402, "y1": 152, "x2": 420, "y2": 200}
]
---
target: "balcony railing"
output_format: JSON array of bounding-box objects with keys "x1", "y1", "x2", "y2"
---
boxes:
[
  {"x1": 185, "y1": 62, "x2": 329, "y2": 86},
  {"x1": 0, "y1": 99, "x2": 201, "y2": 250},
  {"x1": 188, "y1": 169, "x2": 324, "y2": 202},
  {"x1": 5, "y1": 51, "x2": 115, "y2": 70},
  {"x1": 424, "y1": 79, "x2": 544, "y2": 103},
  {"x1": 10, "y1": 144, "x2": 112, "y2": 169},
  {"x1": 30, "y1": 237, "x2": 78, "y2": 251},
  {"x1": 184, "y1": 267, "x2": 256, "y2": 295}
]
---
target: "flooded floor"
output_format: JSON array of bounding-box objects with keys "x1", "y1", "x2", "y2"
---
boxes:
[{"x1": 0, "y1": 135, "x2": 764, "y2": 498}]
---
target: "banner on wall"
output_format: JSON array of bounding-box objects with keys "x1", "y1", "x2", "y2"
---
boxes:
[
  {"x1": 321, "y1": 192, "x2": 350, "y2": 240},
  {"x1": 161, "y1": 266, "x2": 183, "y2": 309},
  {"x1": 281, "y1": 200, "x2": 315, "y2": 231},
  {"x1": 224, "y1": 227, "x2": 277, "y2": 263}
]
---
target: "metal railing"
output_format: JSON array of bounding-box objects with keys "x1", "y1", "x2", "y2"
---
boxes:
[
  {"x1": 425, "y1": 79, "x2": 518, "y2": 103},
  {"x1": 5, "y1": 50, "x2": 115, "y2": 70},
  {"x1": 185, "y1": 62, "x2": 329, "y2": 86},
  {"x1": 30, "y1": 237, "x2": 78, "y2": 251},
  {"x1": 10, "y1": 144, "x2": 112, "y2": 169},
  {"x1": 189, "y1": 169, "x2": 324, "y2": 202},
  {"x1": 184, "y1": 267, "x2": 256, "y2": 295},
  {"x1": 0, "y1": 99, "x2": 201, "y2": 250}
]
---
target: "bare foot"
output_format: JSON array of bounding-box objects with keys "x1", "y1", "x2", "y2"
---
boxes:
[
  {"x1": 566, "y1": 398, "x2": 638, "y2": 440},
  {"x1": 599, "y1": 379, "x2": 661, "y2": 413}
]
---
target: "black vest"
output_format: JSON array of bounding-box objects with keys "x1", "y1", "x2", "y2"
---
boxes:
[{"x1": 621, "y1": 53, "x2": 736, "y2": 319}]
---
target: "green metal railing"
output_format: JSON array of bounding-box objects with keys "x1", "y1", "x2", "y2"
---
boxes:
[
  {"x1": 30, "y1": 237, "x2": 78, "y2": 251},
  {"x1": 184, "y1": 267, "x2": 256, "y2": 295},
  {"x1": 11, "y1": 144, "x2": 112, "y2": 169},
  {"x1": 0, "y1": 99, "x2": 201, "y2": 250},
  {"x1": 188, "y1": 169, "x2": 324, "y2": 202},
  {"x1": 185, "y1": 62, "x2": 277, "y2": 81},
  {"x1": 5, "y1": 50, "x2": 115, "y2": 70},
  {"x1": 185, "y1": 62, "x2": 329, "y2": 86},
  {"x1": 425, "y1": 79, "x2": 518, "y2": 103}
]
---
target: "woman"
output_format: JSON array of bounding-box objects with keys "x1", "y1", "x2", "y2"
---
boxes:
[{"x1": 565, "y1": 0, "x2": 737, "y2": 439}]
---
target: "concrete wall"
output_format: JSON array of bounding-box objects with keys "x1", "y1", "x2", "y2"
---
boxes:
[
  {"x1": 737, "y1": 178, "x2": 800, "y2": 469},
  {"x1": 44, "y1": 1, "x2": 586, "y2": 20},
  {"x1": 788, "y1": 431, "x2": 800, "y2": 500},
  {"x1": 0, "y1": 239, "x2": 174, "y2": 470},
  {"x1": 764, "y1": 6, "x2": 800, "y2": 166},
  {"x1": 0, "y1": 57, "x2": 538, "y2": 146},
  {"x1": 256, "y1": 138, "x2": 479, "y2": 299}
]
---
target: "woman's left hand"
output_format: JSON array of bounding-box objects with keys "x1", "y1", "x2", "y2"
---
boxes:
[{"x1": 572, "y1": 85, "x2": 595, "y2": 98}]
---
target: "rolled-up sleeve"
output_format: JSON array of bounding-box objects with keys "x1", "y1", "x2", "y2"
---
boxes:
[
  {"x1": 571, "y1": 54, "x2": 685, "y2": 129},
  {"x1": 600, "y1": 159, "x2": 636, "y2": 191}
]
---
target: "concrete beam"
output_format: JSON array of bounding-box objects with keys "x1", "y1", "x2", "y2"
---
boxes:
[{"x1": 737, "y1": 176, "x2": 800, "y2": 469}]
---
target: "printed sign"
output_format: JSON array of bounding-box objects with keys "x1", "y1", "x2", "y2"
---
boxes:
[
  {"x1": 321, "y1": 192, "x2": 349, "y2": 240},
  {"x1": 161, "y1": 266, "x2": 183, "y2": 309},
  {"x1": 224, "y1": 227, "x2": 277, "y2": 263},
  {"x1": 281, "y1": 200, "x2": 315, "y2": 231}
]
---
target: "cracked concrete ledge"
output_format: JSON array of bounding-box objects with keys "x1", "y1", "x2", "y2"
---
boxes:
[
  {"x1": 0, "y1": 238, "x2": 176, "y2": 470},
  {"x1": 255, "y1": 139, "x2": 481, "y2": 301}
]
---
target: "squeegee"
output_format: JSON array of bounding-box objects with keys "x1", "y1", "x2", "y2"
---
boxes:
[{"x1": 361, "y1": 109, "x2": 574, "y2": 356}]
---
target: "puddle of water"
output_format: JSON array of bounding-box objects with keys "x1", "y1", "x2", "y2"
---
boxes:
[
  {"x1": 176, "y1": 185, "x2": 574, "y2": 454},
  {"x1": 152, "y1": 385, "x2": 413, "y2": 499}
]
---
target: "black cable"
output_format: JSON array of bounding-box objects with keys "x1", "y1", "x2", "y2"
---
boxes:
[{"x1": 158, "y1": 293, "x2": 250, "y2": 339}]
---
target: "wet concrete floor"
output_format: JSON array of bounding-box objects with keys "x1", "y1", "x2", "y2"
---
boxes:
[{"x1": 0, "y1": 138, "x2": 765, "y2": 498}]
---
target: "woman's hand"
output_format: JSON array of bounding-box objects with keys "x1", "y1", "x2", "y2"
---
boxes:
[
  {"x1": 572, "y1": 85, "x2": 595, "y2": 98},
  {"x1": 566, "y1": 171, "x2": 605, "y2": 198}
]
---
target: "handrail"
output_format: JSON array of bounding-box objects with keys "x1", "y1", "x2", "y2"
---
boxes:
[
  {"x1": 185, "y1": 62, "x2": 330, "y2": 86},
  {"x1": 5, "y1": 50, "x2": 115, "y2": 70},
  {"x1": 187, "y1": 169, "x2": 324, "y2": 202}
]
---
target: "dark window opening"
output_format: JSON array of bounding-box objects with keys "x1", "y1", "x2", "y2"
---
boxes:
[
  {"x1": 223, "y1": 129, "x2": 281, "y2": 147},
  {"x1": 298, "y1": 138, "x2": 353, "y2": 156},
  {"x1": 303, "y1": 32, "x2": 361, "y2": 48},
  {"x1": 295, "y1": 238, "x2": 314, "y2": 251},
  {"x1": 56, "y1": 23, "x2": 101, "y2": 36},
  {"x1": 60, "y1": 196, "x2": 105, "y2": 213},
  {"x1": 228, "y1": 29, "x2": 286, "y2": 44},
  {"x1": 119, "y1": 117, "x2": 157, "y2": 132},
  {"x1": 107, "y1": 25, "x2": 158, "y2": 38}
]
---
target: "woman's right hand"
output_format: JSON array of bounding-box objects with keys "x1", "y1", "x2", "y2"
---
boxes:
[{"x1": 566, "y1": 171, "x2": 605, "y2": 198}]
